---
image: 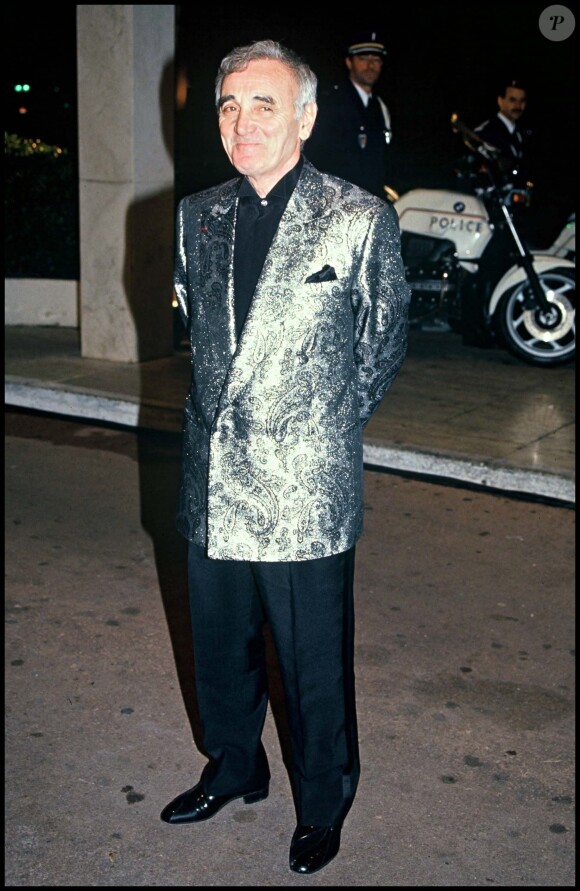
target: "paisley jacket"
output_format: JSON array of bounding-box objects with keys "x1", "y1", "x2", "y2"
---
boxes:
[{"x1": 174, "y1": 158, "x2": 410, "y2": 561}]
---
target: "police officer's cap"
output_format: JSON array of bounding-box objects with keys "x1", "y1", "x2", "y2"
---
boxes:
[{"x1": 347, "y1": 32, "x2": 387, "y2": 57}]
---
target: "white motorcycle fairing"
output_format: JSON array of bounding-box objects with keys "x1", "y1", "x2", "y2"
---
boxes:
[
  {"x1": 394, "y1": 188, "x2": 493, "y2": 259},
  {"x1": 489, "y1": 255, "x2": 575, "y2": 315}
]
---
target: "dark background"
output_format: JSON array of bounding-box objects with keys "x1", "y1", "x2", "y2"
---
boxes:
[
  {"x1": 4, "y1": 3, "x2": 79, "y2": 149},
  {"x1": 5, "y1": 3, "x2": 576, "y2": 228},
  {"x1": 174, "y1": 2, "x2": 576, "y2": 209}
]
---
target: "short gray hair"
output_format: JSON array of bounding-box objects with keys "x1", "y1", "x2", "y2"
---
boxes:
[{"x1": 215, "y1": 39, "x2": 317, "y2": 120}]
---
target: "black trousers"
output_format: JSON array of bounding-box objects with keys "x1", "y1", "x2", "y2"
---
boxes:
[{"x1": 187, "y1": 541, "x2": 359, "y2": 826}]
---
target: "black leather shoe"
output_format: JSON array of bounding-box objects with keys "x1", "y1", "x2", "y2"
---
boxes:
[
  {"x1": 160, "y1": 781, "x2": 269, "y2": 824},
  {"x1": 289, "y1": 824, "x2": 342, "y2": 874}
]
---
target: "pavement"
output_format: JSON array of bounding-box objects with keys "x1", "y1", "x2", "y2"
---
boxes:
[
  {"x1": 3, "y1": 324, "x2": 576, "y2": 505},
  {"x1": 4, "y1": 324, "x2": 576, "y2": 886}
]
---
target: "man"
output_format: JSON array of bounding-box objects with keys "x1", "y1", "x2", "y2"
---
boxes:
[
  {"x1": 474, "y1": 79, "x2": 530, "y2": 182},
  {"x1": 161, "y1": 39, "x2": 410, "y2": 875},
  {"x1": 473, "y1": 78, "x2": 560, "y2": 246},
  {"x1": 306, "y1": 32, "x2": 392, "y2": 198}
]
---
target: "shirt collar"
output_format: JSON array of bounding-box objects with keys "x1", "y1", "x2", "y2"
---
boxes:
[
  {"x1": 498, "y1": 112, "x2": 516, "y2": 134},
  {"x1": 350, "y1": 79, "x2": 372, "y2": 107},
  {"x1": 238, "y1": 156, "x2": 304, "y2": 200}
]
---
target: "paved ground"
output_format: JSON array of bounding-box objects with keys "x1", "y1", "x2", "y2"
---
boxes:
[
  {"x1": 4, "y1": 324, "x2": 575, "y2": 504},
  {"x1": 4, "y1": 410, "x2": 575, "y2": 886}
]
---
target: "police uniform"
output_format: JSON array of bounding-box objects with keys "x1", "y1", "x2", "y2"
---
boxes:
[
  {"x1": 474, "y1": 112, "x2": 530, "y2": 182},
  {"x1": 305, "y1": 33, "x2": 392, "y2": 199}
]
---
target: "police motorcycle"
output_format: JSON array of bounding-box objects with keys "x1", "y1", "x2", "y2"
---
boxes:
[{"x1": 389, "y1": 114, "x2": 575, "y2": 367}]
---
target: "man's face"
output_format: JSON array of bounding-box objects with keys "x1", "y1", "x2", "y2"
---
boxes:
[
  {"x1": 218, "y1": 58, "x2": 316, "y2": 192},
  {"x1": 346, "y1": 53, "x2": 384, "y2": 91},
  {"x1": 497, "y1": 87, "x2": 527, "y2": 123}
]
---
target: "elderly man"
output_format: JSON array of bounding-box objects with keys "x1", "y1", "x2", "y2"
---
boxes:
[{"x1": 161, "y1": 39, "x2": 410, "y2": 875}]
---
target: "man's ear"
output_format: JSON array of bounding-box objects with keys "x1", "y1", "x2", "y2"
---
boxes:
[{"x1": 300, "y1": 102, "x2": 318, "y2": 140}]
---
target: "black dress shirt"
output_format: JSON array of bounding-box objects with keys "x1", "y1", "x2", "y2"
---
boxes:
[{"x1": 233, "y1": 156, "x2": 303, "y2": 340}]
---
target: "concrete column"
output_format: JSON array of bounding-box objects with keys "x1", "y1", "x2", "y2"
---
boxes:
[{"x1": 77, "y1": 6, "x2": 175, "y2": 362}]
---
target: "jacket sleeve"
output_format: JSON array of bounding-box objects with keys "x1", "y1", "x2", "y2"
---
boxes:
[
  {"x1": 352, "y1": 201, "x2": 410, "y2": 427},
  {"x1": 174, "y1": 197, "x2": 190, "y2": 328}
]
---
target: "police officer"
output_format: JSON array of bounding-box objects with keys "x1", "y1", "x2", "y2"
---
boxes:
[
  {"x1": 473, "y1": 78, "x2": 560, "y2": 246},
  {"x1": 474, "y1": 79, "x2": 531, "y2": 183},
  {"x1": 305, "y1": 32, "x2": 392, "y2": 199}
]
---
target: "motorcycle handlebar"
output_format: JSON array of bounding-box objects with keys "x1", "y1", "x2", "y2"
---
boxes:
[
  {"x1": 450, "y1": 112, "x2": 532, "y2": 198},
  {"x1": 450, "y1": 113, "x2": 499, "y2": 161}
]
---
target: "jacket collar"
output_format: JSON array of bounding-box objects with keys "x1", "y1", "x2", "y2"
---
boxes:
[{"x1": 209, "y1": 157, "x2": 325, "y2": 222}]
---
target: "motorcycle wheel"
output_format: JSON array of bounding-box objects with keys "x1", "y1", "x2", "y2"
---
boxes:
[{"x1": 497, "y1": 267, "x2": 575, "y2": 367}]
